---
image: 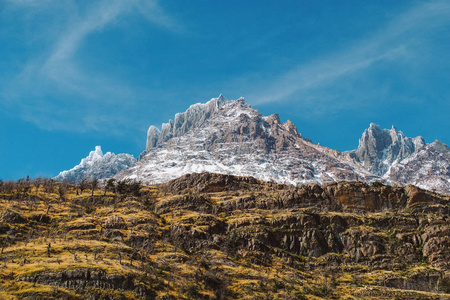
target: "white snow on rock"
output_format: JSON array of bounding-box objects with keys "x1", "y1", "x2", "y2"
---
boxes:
[
  {"x1": 54, "y1": 146, "x2": 136, "y2": 183},
  {"x1": 56, "y1": 95, "x2": 450, "y2": 195},
  {"x1": 116, "y1": 96, "x2": 378, "y2": 187}
]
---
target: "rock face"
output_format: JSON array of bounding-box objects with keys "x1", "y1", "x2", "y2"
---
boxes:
[
  {"x1": 347, "y1": 125, "x2": 450, "y2": 193},
  {"x1": 387, "y1": 140, "x2": 450, "y2": 193},
  {"x1": 116, "y1": 96, "x2": 450, "y2": 194},
  {"x1": 145, "y1": 94, "x2": 228, "y2": 152},
  {"x1": 156, "y1": 173, "x2": 450, "y2": 292},
  {"x1": 347, "y1": 123, "x2": 426, "y2": 175},
  {"x1": 54, "y1": 146, "x2": 136, "y2": 183},
  {"x1": 17, "y1": 268, "x2": 154, "y2": 299}
]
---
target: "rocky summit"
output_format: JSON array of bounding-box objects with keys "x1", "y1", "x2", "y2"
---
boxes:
[
  {"x1": 117, "y1": 96, "x2": 375, "y2": 186},
  {"x1": 346, "y1": 123, "x2": 426, "y2": 176},
  {"x1": 113, "y1": 95, "x2": 450, "y2": 194},
  {"x1": 55, "y1": 146, "x2": 136, "y2": 184}
]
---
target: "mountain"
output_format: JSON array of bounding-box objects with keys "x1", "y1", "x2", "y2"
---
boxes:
[
  {"x1": 56, "y1": 95, "x2": 449, "y2": 194},
  {"x1": 346, "y1": 124, "x2": 450, "y2": 193},
  {"x1": 387, "y1": 140, "x2": 450, "y2": 193},
  {"x1": 116, "y1": 96, "x2": 377, "y2": 185},
  {"x1": 54, "y1": 146, "x2": 136, "y2": 183},
  {"x1": 115, "y1": 95, "x2": 450, "y2": 194},
  {"x1": 346, "y1": 123, "x2": 426, "y2": 176}
]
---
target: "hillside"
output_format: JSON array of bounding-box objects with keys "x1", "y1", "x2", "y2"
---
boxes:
[{"x1": 1, "y1": 173, "x2": 449, "y2": 299}]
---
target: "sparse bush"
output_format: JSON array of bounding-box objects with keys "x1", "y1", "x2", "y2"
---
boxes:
[
  {"x1": 0, "y1": 179, "x2": 15, "y2": 194},
  {"x1": 104, "y1": 178, "x2": 116, "y2": 195},
  {"x1": 43, "y1": 178, "x2": 55, "y2": 193},
  {"x1": 33, "y1": 177, "x2": 42, "y2": 194},
  {"x1": 116, "y1": 179, "x2": 141, "y2": 196},
  {"x1": 181, "y1": 283, "x2": 201, "y2": 299},
  {"x1": 78, "y1": 177, "x2": 90, "y2": 194},
  {"x1": 57, "y1": 181, "x2": 69, "y2": 200}
]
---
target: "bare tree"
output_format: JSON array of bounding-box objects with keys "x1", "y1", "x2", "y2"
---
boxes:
[
  {"x1": 43, "y1": 178, "x2": 55, "y2": 194},
  {"x1": 104, "y1": 178, "x2": 116, "y2": 195},
  {"x1": 33, "y1": 177, "x2": 42, "y2": 195},
  {"x1": 1, "y1": 180, "x2": 15, "y2": 194},
  {"x1": 17, "y1": 178, "x2": 31, "y2": 199},
  {"x1": 58, "y1": 181, "x2": 69, "y2": 201},
  {"x1": 79, "y1": 178, "x2": 90, "y2": 195},
  {"x1": 91, "y1": 178, "x2": 99, "y2": 196}
]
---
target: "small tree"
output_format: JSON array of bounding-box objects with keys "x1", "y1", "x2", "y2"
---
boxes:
[
  {"x1": 91, "y1": 178, "x2": 99, "y2": 196},
  {"x1": 2, "y1": 180, "x2": 15, "y2": 194},
  {"x1": 33, "y1": 177, "x2": 42, "y2": 195},
  {"x1": 104, "y1": 178, "x2": 116, "y2": 195},
  {"x1": 116, "y1": 179, "x2": 141, "y2": 196},
  {"x1": 43, "y1": 178, "x2": 55, "y2": 194},
  {"x1": 17, "y1": 178, "x2": 31, "y2": 199},
  {"x1": 58, "y1": 181, "x2": 69, "y2": 201},
  {"x1": 79, "y1": 178, "x2": 89, "y2": 195}
]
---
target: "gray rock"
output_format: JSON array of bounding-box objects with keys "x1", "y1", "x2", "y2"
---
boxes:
[{"x1": 346, "y1": 123, "x2": 426, "y2": 176}]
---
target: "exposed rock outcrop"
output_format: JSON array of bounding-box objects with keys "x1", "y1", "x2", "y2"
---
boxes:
[
  {"x1": 162, "y1": 172, "x2": 259, "y2": 194},
  {"x1": 159, "y1": 173, "x2": 450, "y2": 275},
  {"x1": 347, "y1": 123, "x2": 426, "y2": 175},
  {"x1": 1, "y1": 209, "x2": 27, "y2": 224},
  {"x1": 17, "y1": 268, "x2": 154, "y2": 299}
]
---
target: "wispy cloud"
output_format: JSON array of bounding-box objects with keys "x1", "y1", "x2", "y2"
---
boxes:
[
  {"x1": 2, "y1": 0, "x2": 180, "y2": 134},
  {"x1": 249, "y1": 0, "x2": 450, "y2": 108}
]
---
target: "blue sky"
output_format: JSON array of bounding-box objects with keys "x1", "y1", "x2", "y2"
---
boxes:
[{"x1": 1, "y1": 0, "x2": 450, "y2": 180}]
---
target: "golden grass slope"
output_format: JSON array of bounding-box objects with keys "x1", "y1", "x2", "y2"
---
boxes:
[{"x1": 0, "y1": 175, "x2": 449, "y2": 299}]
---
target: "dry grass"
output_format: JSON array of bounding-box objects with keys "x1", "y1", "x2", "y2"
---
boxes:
[{"x1": 0, "y1": 181, "x2": 449, "y2": 299}]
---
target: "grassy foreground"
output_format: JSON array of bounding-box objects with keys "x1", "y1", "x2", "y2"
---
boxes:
[{"x1": 0, "y1": 175, "x2": 449, "y2": 299}]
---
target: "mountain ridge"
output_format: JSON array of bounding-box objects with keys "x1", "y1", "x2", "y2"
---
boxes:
[
  {"x1": 116, "y1": 96, "x2": 377, "y2": 185},
  {"x1": 55, "y1": 95, "x2": 450, "y2": 194},
  {"x1": 54, "y1": 146, "x2": 136, "y2": 183}
]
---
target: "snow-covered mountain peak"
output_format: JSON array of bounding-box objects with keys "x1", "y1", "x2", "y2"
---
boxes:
[
  {"x1": 348, "y1": 123, "x2": 428, "y2": 176},
  {"x1": 217, "y1": 94, "x2": 228, "y2": 104},
  {"x1": 145, "y1": 95, "x2": 232, "y2": 151},
  {"x1": 77, "y1": 146, "x2": 105, "y2": 168},
  {"x1": 88, "y1": 146, "x2": 104, "y2": 160},
  {"x1": 117, "y1": 95, "x2": 379, "y2": 186},
  {"x1": 56, "y1": 96, "x2": 449, "y2": 194},
  {"x1": 146, "y1": 126, "x2": 161, "y2": 150},
  {"x1": 215, "y1": 97, "x2": 258, "y2": 120},
  {"x1": 54, "y1": 146, "x2": 136, "y2": 183}
]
